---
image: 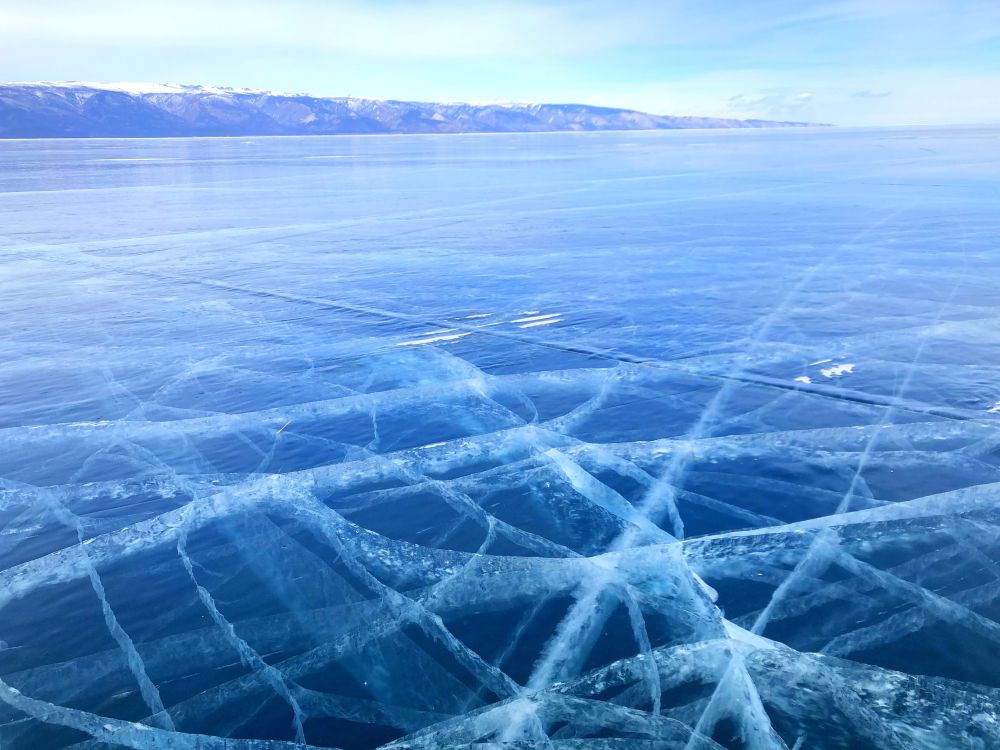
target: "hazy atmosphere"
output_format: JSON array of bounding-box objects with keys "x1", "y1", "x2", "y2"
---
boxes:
[{"x1": 2, "y1": 0, "x2": 999, "y2": 125}]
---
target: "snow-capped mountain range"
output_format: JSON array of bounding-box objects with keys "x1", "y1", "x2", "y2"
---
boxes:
[{"x1": 0, "y1": 82, "x2": 819, "y2": 138}]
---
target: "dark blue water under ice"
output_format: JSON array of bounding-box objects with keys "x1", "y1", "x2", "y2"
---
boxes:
[{"x1": 1, "y1": 127, "x2": 1000, "y2": 750}]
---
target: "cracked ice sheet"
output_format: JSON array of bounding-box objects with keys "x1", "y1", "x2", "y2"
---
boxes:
[{"x1": 2, "y1": 128, "x2": 1000, "y2": 749}]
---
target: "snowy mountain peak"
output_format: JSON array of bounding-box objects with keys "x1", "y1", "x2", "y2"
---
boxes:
[{"x1": 0, "y1": 81, "x2": 822, "y2": 138}]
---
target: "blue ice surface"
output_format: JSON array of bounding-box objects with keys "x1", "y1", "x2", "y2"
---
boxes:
[{"x1": 0, "y1": 126, "x2": 999, "y2": 750}]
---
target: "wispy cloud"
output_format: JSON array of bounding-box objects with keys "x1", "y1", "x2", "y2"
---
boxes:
[{"x1": 728, "y1": 91, "x2": 814, "y2": 119}]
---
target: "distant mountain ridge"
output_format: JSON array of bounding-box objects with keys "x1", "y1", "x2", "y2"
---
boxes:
[{"x1": 0, "y1": 82, "x2": 820, "y2": 138}]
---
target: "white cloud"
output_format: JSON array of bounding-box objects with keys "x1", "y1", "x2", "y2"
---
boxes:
[
  {"x1": 573, "y1": 66, "x2": 1000, "y2": 126},
  {"x1": 725, "y1": 90, "x2": 814, "y2": 119}
]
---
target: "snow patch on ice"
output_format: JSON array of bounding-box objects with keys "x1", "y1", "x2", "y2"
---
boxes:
[
  {"x1": 512, "y1": 313, "x2": 560, "y2": 324},
  {"x1": 821, "y1": 363, "x2": 855, "y2": 378},
  {"x1": 519, "y1": 318, "x2": 562, "y2": 329},
  {"x1": 396, "y1": 332, "x2": 472, "y2": 347}
]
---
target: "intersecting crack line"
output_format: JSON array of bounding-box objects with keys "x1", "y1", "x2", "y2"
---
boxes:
[
  {"x1": 176, "y1": 525, "x2": 309, "y2": 744},
  {"x1": 31, "y1": 489, "x2": 176, "y2": 732}
]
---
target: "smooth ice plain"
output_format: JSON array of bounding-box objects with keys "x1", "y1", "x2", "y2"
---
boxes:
[{"x1": 1, "y1": 127, "x2": 999, "y2": 750}]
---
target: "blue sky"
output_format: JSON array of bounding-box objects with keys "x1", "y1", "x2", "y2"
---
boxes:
[{"x1": 2, "y1": 0, "x2": 998, "y2": 125}]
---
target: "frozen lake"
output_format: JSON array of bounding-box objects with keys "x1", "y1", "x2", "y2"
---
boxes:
[{"x1": 1, "y1": 127, "x2": 999, "y2": 749}]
